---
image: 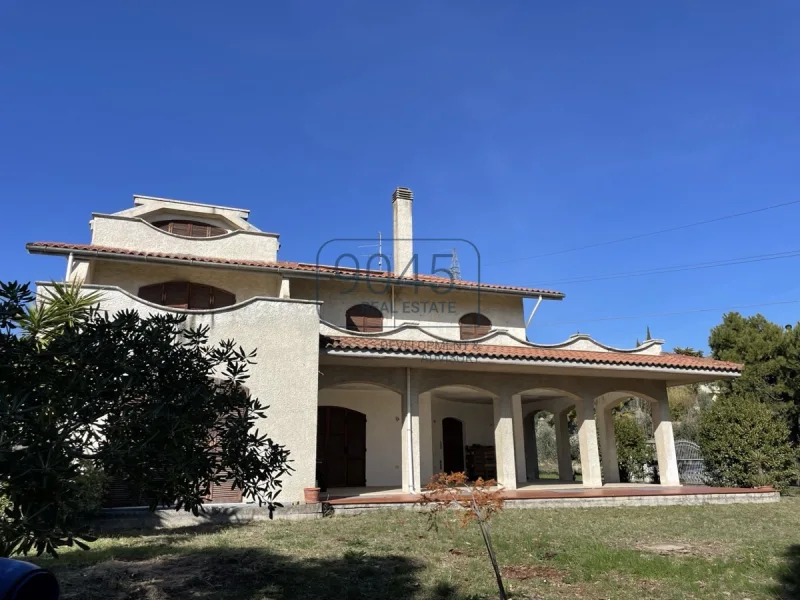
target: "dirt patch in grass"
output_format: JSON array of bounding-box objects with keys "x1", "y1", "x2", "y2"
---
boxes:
[{"x1": 635, "y1": 541, "x2": 727, "y2": 558}]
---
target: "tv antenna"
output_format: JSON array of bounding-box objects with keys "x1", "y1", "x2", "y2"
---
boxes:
[
  {"x1": 358, "y1": 232, "x2": 384, "y2": 271},
  {"x1": 450, "y1": 248, "x2": 462, "y2": 281}
]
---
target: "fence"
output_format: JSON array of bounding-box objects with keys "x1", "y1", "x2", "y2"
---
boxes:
[{"x1": 674, "y1": 439, "x2": 706, "y2": 484}]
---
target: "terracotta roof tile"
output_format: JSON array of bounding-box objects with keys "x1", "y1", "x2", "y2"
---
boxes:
[
  {"x1": 26, "y1": 242, "x2": 564, "y2": 297},
  {"x1": 322, "y1": 336, "x2": 743, "y2": 373}
]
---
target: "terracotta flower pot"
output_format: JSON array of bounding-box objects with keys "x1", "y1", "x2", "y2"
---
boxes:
[{"x1": 304, "y1": 487, "x2": 321, "y2": 504}]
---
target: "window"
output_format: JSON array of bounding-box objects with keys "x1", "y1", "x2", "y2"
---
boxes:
[
  {"x1": 345, "y1": 304, "x2": 383, "y2": 332},
  {"x1": 459, "y1": 313, "x2": 491, "y2": 340},
  {"x1": 152, "y1": 219, "x2": 227, "y2": 238},
  {"x1": 138, "y1": 282, "x2": 236, "y2": 309}
]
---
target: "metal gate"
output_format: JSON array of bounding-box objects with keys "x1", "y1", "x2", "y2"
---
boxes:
[{"x1": 675, "y1": 440, "x2": 706, "y2": 484}]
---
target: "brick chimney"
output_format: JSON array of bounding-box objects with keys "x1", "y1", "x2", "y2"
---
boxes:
[{"x1": 392, "y1": 187, "x2": 414, "y2": 275}]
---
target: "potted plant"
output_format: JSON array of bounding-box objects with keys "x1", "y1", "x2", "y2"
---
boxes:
[{"x1": 304, "y1": 477, "x2": 321, "y2": 504}]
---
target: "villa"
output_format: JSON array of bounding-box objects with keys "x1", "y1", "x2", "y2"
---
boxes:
[{"x1": 28, "y1": 188, "x2": 767, "y2": 510}]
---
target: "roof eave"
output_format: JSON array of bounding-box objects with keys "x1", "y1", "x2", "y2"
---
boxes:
[
  {"x1": 321, "y1": 348, "x2": 742, "y2": 379},
  {"x1": 26, "y1": 243, "x2": 565, "y2": 300}
]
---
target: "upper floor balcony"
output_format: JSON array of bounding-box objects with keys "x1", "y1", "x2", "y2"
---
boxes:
[{"x1": 90, "y1": 213, "x2": 280, "y2": 263}]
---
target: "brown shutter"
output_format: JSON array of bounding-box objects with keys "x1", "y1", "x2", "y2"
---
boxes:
[
  {"x1": 345, "y1": 304, "x2": 383, "y2": 332},
  {"x1": 459, "y1": 313, "x2": 491, "y2": 340},
  {"x1": 189, "y1": 283, "x2": 213, "y2": 309},
  {"x1": 163, "y1": 282, "x2": 189, "y2": 308},
  {"x1": 212, "y1": 287, "x2": 236, "y2": 308},
  {"x1": 208, "y1": 476, "x2": 243, "y2": 503},
  {"x1": 170, "y1": 221, "x2": 192, "y2": 236},
  {"x1": 152, "y1": 219, "x2": 227, "y2": 237},
  {"x1": 138, "y1": 283, "x2": 164, "y2": 304},
  {"x1": 103, "y1": 477, "x2": 143, "y2": 508}
]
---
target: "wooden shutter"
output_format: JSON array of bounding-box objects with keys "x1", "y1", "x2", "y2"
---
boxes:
[
  {"x1": 459, "y1": 313, "x2": 491, "y2": 340},
  {"x1": 103, "y1": 477, "x2": 143, "y2": 508},
  {"x1": 189, "y1": 283, "x2": 213, "y2": 309},
  {"x1": 139, "y1": 283, "x2": 164, "y2": 304},
  {"x1": 208, "y1": 476, "x2": 243, "y2": 503},
  {"x1": 152, "y1": 220, "x2": 227, "y2": 237},
  {"x1": 345, "y1": 304, "x2": 383, "y2": 332},
  {"x1": 212, "y1": 287, "x2": 236, "y2": 308},
  {"x1": 163, "y1": 282, "x2": 189, "y2": 308},
  {"x1": 170, "y1": 221, "x2": 192, "y2": 237}
]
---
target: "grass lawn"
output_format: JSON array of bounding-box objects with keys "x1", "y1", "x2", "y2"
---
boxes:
[{"x1": 31, "y1": 494, "x2": 800, "y2": 600}]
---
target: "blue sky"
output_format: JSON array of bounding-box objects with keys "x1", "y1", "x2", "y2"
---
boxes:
[{"x1": 2, "y1": 1, "x2": 799, "y2": 351}]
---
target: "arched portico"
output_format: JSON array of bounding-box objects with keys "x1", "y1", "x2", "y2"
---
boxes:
[
  {"x1": 317, "y1": 364, "x2": 682, "y2": 497},
  {"x1": 594, "y1": 389, "x2": 680, "y2": 486}
]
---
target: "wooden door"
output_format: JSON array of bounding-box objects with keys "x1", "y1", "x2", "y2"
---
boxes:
[
  {"x1": 442, "y1": 417, "x2": 465, "y2": 474},
  {"x1": 317, "y1": 407, "x2": 367, "y2": 488}
]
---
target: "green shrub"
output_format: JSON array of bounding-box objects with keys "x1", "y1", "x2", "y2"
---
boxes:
[
  {"x1": 697, "y1": 395, "x2": 798, "y2": 492},
  {"x1": 614, "y1": 416, "x2": 654, "y2": 483},
  {"x1": 71, "y1": 461, "x2": 108, "y2": 518}
]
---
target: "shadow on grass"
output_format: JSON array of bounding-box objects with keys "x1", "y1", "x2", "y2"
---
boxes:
[
  {"x1": 776, "y1": 544, "x2": 800, "y2": 600},
  {"x1": 41, "y1": 546, "x2": 483, "y2": 600}
]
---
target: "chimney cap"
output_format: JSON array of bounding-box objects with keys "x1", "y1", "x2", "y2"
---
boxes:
[{"x1": 392, "y1": 187, "x2": 413, "y2": 202}]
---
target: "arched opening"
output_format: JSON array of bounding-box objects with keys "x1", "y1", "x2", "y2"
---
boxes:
[
  {"x1": 316, "y1": 406, "x2": 367, "y2": 489},
  {"x1": 459, "y1": 312, "x2": 491, "y2": 340},
  {"x1": 152, "y1": 219, "x2": 227, "y2": 238},
  {"x1": 317, "y1": 380, "x2": 402, "y2": 492},
  {"x1": 517, "y1": 388, "x2": 582, "y2": 485},
  {"x1": 595, "y1": 391, "x2": 661, "y2": 485},
  {"x1": 427, "y1": 384, "x2": 497, "y2": 481},
  {"x1": 138, "y1": 281, "x2": 236, "y2": 310},
  {"x1": 345, "y1": 304, "x2": 384, "y2": 332},
  {"x1": 441, "y1": 417, "x2": 465, "y2": 474}
]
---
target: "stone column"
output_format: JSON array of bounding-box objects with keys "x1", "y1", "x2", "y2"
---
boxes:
[
  {"x1": 511, "y1": 394, "x2": 527, "y2": 483},
  {"x1": 576, "y1": 397, "x2": 603, "y2": 487},
  {"x1": 418, "y1": 392, "x2": 433, "y2": 489},
  {"x1": 596, "y1": 397, "x2": 620, "y2": 484},
  {"x1": 651, "y1": 392, "x2": 681, "y2": 486},
  {"x1": 493, "y1": 395, "x2": 518, "y2": 490},
  {"x1": 554, "y1": 409, "x2": 573, "y2": 481},
  {"x1": 400, "y1": 370, "x2": 422, "y2": 493},
  {"x1": 524, "y1": 412, "x2": 540, "y2": 481}
]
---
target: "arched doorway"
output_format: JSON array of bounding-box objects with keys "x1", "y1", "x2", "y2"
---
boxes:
[
  {"x1": 317, "y1": 406, "x2": 366, "y2": 488},
  {"x1": 442, "y1": 417, "x2": 465, "y2": 474}
]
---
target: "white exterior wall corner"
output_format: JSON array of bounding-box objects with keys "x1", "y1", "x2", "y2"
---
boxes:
[
  {"x1": 91, "y1": 215, "x2": 280, "y2": 262},
  {"x1": 39, "y1": 284, "x2": 321, "y2": 505}
]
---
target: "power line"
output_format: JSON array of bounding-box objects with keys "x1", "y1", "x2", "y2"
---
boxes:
[
  {"x1": 532, "y1": 300, "x2": 800, "y2": 327},
  {"x1": 535, "y1": 249, "x2": 800, "y2": 286},
  {"x1": 487, "y1": 198, "x2": 800, "y2": 266}
]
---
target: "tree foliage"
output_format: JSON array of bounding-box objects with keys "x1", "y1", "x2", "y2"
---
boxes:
[
  {"x1": 614, "y1": 416, "x2": 654, "y2": 483},
  {"x1": 709, "y1": 312, "x2": 800, "y2": 441},
  {"x1": 672, "y1": 346, "x2": 704, "y2": 357},
  {"x1": 0, "y1": 281, "x2": 290, "y2": 557},
  {"x1": 697, "y1": 394, "x2": 797, "y2": 491}
]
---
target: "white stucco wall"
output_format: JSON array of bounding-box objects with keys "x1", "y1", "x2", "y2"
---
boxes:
[
  {"x1": 40, "y1": 284, "x2": 321, "y2": 505},
  {"x1": 291, "y1": 278, "x2": 527, "y2": 341},
  {"x1": 91, "y1": 214, "x2": 280, "y2": 262},
  {"x1": 318, "y1": 388, "x2": 404, "y2": 487},
  {"x1": 90, "y1": 260, "x2": 282, "y2": 301},
  {"x1": 430, "y1": 396, "x2": 494, "y2": 473}
]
